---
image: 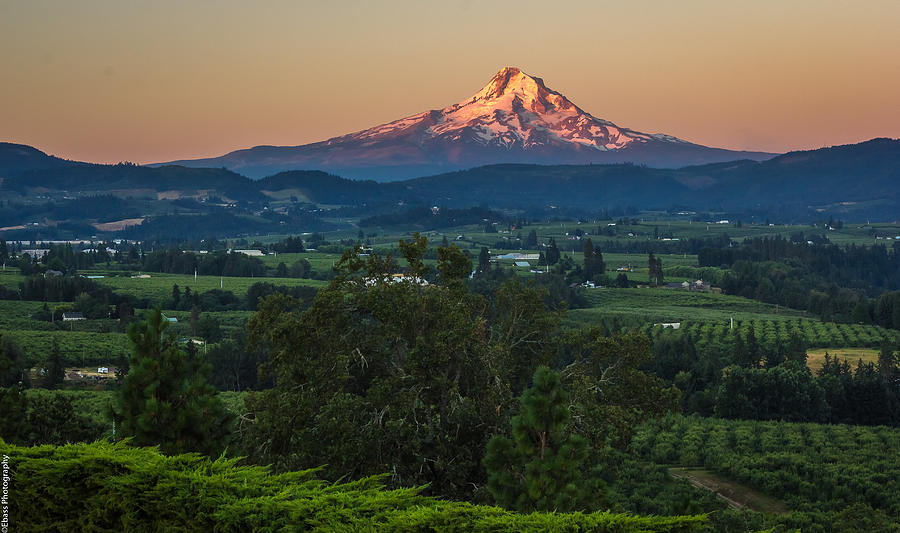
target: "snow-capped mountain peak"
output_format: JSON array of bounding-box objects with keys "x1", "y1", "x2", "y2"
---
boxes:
[
  {"x1": 160, "y1": 67, "x2": 776, "y2": 180},
  {"x1": 423, "y1": 66, "x2": 659, "y2": 151}
]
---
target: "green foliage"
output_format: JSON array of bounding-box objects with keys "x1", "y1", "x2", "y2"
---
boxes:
[
  {"x1": 632, "y1": 415, "x2": 900, "y2": 522},
  {"x1": 563, "y1": 329, "x2": 682, "y2": 449},
  {"x1": 715, "y1": 362, "x2": 829, "y2": 422},
  {"x1": 436, "y1": 243, "x2": 473, "y2": 281},
  {"x1": 0, "y1": 441, "x2": 707, "y2": 532},
  {"x1": 583, "y1": 238, "x2": 605, "y2": 282},
  {"x1": 0, "y1": 387, "x2": 105, "y2": 445},
  {"x1": 43, "y1": 338, "x2": 65, "y2": 389},
  {"x1": 241, "y1": 238, "x2": 570, "y2": 500},
  {"x1": 113, "y1": 309, "x2": 233, "y2": 455},
  {"x1": 0, "y1": 333, "x2": 29, "y2": 387},
  {"x1": 484, "y1": 367, "x2": 598, "y2": 512}
]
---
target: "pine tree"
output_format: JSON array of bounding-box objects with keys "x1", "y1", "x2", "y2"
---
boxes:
[
  {"x1": 583, "y1": 239, "x2": 595, "y2": 281},
  {"x1": 45, "y1": 338, "x2": 65, "y2": 389},
  {"x1": 0, "y1": 334, "x2": 29, "y2": 387},
  {"x1": 113, "y1": 309, "x2": 232, "y2": 455},
  {"x1": 648, "y1": 253, "x2": 663, "y2": 287},
  {"x1": 483, "y1": 366, "x2": 597, "y2": 512},
  {"x1": 478, "y1": 246, "x2": 491, "y2": 272},
  {"x1": 546, "y1": 238, "x2": 560, "y2": 266}
]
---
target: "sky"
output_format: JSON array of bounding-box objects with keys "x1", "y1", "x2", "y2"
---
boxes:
[{"x1": 2, "y1": 0, "x2": 900, "y2": 164}]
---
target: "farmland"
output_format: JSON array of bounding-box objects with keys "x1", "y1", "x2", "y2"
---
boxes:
[{"x1": 89, "y1": 271, "x2": 325, "y2": 303}]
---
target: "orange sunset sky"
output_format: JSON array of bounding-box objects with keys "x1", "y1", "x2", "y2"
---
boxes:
[{"x1": 2, "y1": 0, "x2": 900, "y2": 165}]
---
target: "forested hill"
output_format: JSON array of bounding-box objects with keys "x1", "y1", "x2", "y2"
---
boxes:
[{"x1": 2, "y1": 138, "x2": 899, "y2": 219}]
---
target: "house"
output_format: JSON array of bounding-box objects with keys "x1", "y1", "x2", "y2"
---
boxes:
[
  {"x1": 62, "y1": 312, "x2": 85, "y2": 321},
  {"x1": 685, "y1": 280, "x2": 712, "y2": 292},
  {"x1": 514, "y1": 261, "x2": 531, "y2": 268},
  {"x1": 44, "y1": 269, "x2": 63, "y2": 278},
  {"x1": 656, "y1": 323, "x2": 682, "y2": 329}
]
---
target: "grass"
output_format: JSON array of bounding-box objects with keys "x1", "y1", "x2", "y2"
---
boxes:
[
  {"x1": 7, "y1": 329, "x2": 131, "y2": 367},
  {"x1": 91, "y1": 272, "x2": 325, "y2": 303},
  {"x1": 806, "y1": 348, "x2": 881, "y2": 372},
  {"x1": 567, "y1": 287, "x2": 808, "y2": 327}
]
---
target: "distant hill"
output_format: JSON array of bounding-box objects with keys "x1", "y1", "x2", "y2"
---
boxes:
[
  {"x1": 251, "y1": 138, "x2": 900, "y2": 218},
  {"x1": 0, "y1": 142, "x2": 82, "y2": 176},
  {"x1": 1, "y1": 138, "x2": 899, "y2": 229}
]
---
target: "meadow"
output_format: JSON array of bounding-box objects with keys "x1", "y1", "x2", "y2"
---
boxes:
[
  {"x1": 567, "y1": 287, "x2": 808, "y2": 327},
  {"x1": 89, "y1": 271, "x2": 325, "y2": 303}
]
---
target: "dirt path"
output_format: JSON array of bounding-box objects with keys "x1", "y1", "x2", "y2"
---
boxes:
[{"x1": 668, "y1": 467, "x2": 788, "y2": 513}]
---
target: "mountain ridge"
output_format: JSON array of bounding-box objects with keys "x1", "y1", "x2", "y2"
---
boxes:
[{"x1": 1, "y1": 138, "x2": 897, "y2": 221}]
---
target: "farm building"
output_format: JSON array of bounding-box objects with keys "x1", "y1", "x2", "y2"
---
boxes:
[{"x1": 62, "y1": 312, "x2": 85, "y2": 321}]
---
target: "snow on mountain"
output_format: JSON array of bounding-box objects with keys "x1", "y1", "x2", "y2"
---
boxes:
[
  {"x1": 159, "y1": 67, "x2": 775, "y2": 180},
  {"x1": 338, "y1": 67, "x2": 683, "y2": 152}
]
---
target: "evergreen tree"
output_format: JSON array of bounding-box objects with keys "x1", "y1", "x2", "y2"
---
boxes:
[
  {"x1": 0, "y1": 334, "x2": 29, "y2": 387},
  {"x1": 171, "y1": 284, "x2": 181, "y2": 308},
  {"x1": 44, "y1": 339, "x2": 66, "y2": 389},
  {"x1": 582, "y1": 238, "x2": 605, "y2": 282},
  {"x1": 113, "y1": 309, "x2": 232, "y2": 455},
  {"x1": 648, "y1": 253, "x2": 663, "y2": 287},
  {"x1": 483, "y1": 366, "x2": 596, "y2": 512},
  {"x1": 546, "y1": 238, "x2": 560, "y2": 266},
  {"x1": 478, "y1": 246, "x2": 491, "y2": 272},
  {"x1": 525, "y1": 229, "x2": 538, "y2": 248}
]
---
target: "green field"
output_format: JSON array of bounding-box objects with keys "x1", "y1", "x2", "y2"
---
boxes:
[
  {"x1": 806, "y1": 347, "x2": 881, "y2": 371},
  {"x1": 90, "y1": 272, "x2": 325, "y2": 303},
  {"x1": 633, "y1": 415, "x2": 900, "y2": 520},
  {"x1": 7, "y1": 329, "x2": 130, "y2": 366},
  {"x1": 567, "y1": 287, "x2": 808, "y2": 327}
]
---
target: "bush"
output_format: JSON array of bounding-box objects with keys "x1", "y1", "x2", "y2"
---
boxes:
[{"x1": 0, "y1": 441, "x2": 708, "y2": 532}]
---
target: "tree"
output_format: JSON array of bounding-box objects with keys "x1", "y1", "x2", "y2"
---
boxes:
[
  {"x1": 44, "y1": 339, "x2": 65, "y2": 389},
  {"x1": 483, "y1": 366, "x2": 597, "y2": 512},
  {"x1": 545, "y1": 238, "x2": 560, "y2": 266},
  {"x1": 525, "y1": 230, "x2": 538, "y2": 248},
  {"x1": 242, "y1": 242, "x2": 512, "y2": 499},
  {"x1": 171, "y1": 284, "x2": 181, "y2": 309},
  {"x1": 563, "y1": 329, "x2": 681, "y2": 449},
  {"x1": 477, "y1": 246, "x2": 491, "y2": 272},
  {"x1": 648, "y1": 253, "x2": 663, "y2": 287},
  {"x1": 582, "y1": 238, "x2": 605, "y2": 282},
  {"x1": 113, "y1": 309, "x2": 232, "y2": 455},
  {"x1": 0, "y1": 334, "x2": 29, "y2": 387},
  {"x1": 436, "y1": 243, "x2": 472, "y2": 282}
]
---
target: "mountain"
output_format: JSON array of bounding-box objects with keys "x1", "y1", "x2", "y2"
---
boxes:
[
  {"x1": 255, "y1": 138, "x2": 900, "y2": 219},
  {"x1": 0, "y1": 142, "x2": 265, "y2": 203},
  {"x1": 0, "y1": 142, "x2": 82, "y2": 176},
  {"x1": 158, "y1": 67, "x2": 776, "y2": 180},
  {"x1": 1, "y1": 138, "x2": 897, "y2": 235}
]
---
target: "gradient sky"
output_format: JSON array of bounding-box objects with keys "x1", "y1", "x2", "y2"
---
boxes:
[{"x1": 2, "y1": 0, "x2": 900, "y2": 164}]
